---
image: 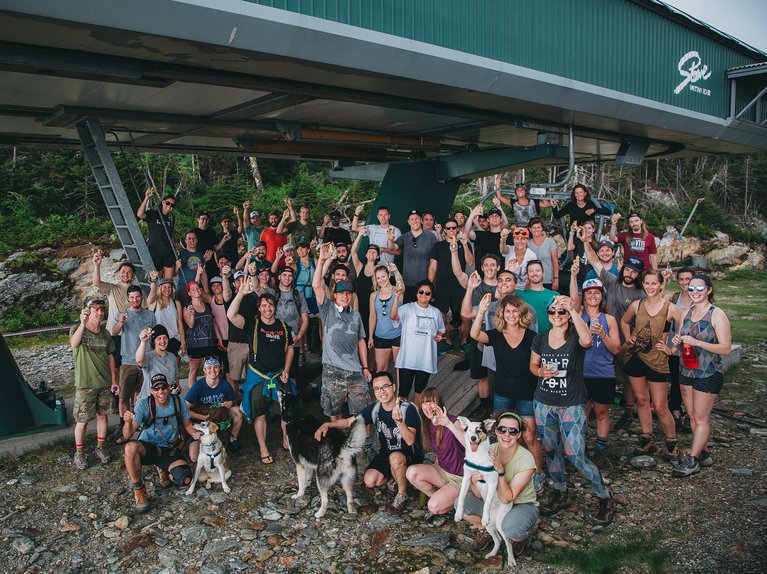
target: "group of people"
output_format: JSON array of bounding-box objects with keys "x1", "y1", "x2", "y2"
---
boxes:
[{"x1": 69, "y1": 183, "x2": 732, "y2": 553}]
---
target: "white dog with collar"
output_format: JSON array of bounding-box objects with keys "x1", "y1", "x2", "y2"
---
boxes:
[
  {"x1": 186, "y1": 421, "x2": 232, "y2": 495},
  {"x1": 454, "y1": 417, "x2": 515, "y2": 567}
]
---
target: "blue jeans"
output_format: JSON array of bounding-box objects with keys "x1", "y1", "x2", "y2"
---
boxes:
[{"x1": 494, "y1": 395, "x2": 535, "y2": 418}]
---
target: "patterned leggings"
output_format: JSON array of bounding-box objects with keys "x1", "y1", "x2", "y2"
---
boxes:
[{"x1": 534, "y1": 401, "x2": 609, "y2": 499}]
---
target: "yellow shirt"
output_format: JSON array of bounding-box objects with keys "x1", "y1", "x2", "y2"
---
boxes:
[{"x1": 492, "y1": 443, "x2": 538, "y2": 506}]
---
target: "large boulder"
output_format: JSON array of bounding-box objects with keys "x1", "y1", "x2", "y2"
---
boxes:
[
  {"x1": 707, "y1": 231, "x2": 731, "y2": 249},
  {"x1": 731, "y1": 248, "x2": 765, "y2": 270},
  {"x1": 706, "y1": 244, "x2": 750, "y2": 267},
  {"x1": 656, "y1": 236, "x2": 704, "y2": 265}
]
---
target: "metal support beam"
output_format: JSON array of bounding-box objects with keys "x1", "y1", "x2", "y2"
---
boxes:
[{"x1": 437, "y1": 145, "x2": 570, "y2": 181}]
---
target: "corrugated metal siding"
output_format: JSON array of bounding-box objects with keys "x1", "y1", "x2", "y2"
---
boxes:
[{"x1": 247, "y1": 0, "x2": 759, "y2": 117}]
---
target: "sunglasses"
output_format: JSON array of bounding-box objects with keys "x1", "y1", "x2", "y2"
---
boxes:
[
  {"x1": 687, "y1": 285, "x2": 708, "y2": 292},
  {"x1": 496, "y1": 426, "x2": 521, "y2": 436},
  {"x1": 513, "y1": 229, "x2": 529, "y2": 236},
  {"x1": 372, "y1": 383, "x2": 394, "y2": 393},
  {"x1": 444, "y1": 226, "x2": 458, "y2": 230},
  {"x1": 547, "y1": 308, "x2": 568, "y2": 316},
  {"x1": 418, "y1": 290, "x2": 432, "y2": 296},
  {"x1": 163, "y1": 201, "x2": 176, "y2": 208},
  {"x1": 412, "y1": 238, "x2": 419, "y2": 248}
]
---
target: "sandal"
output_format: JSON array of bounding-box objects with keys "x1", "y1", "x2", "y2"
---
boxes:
[{"x1": 260, "y1": 454, "x2": 274, "y2": 465}]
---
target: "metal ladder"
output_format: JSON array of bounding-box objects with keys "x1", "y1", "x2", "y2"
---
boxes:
[{"x1": 76, "y1": 119, "x2": 154, "y2": 287}]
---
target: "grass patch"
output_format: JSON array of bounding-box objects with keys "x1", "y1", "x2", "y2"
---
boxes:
[
  {"x1": 715, "y1": 278, "x2": 767, "y2": 346},
  {"x1": 5, "y1": 332, "x2": 71, "y2": 350},
  {"x1": 0, "y1": 305, "x2": 77, "y2": 333},
  {"x1": 542, "y1": 531, "x2": 670, "y2": 573}
]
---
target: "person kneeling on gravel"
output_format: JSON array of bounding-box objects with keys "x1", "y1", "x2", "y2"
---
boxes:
[{"x1": 121, "y1": 374, "x2": 202, "y2": 513}]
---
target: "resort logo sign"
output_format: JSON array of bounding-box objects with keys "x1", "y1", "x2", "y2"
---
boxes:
[{"x1": 674, "y1": 51, "x2": 712, "y2": 96}]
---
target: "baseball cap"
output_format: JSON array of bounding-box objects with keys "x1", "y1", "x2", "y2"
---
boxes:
[
  {"x1": 150, "y1": 373, "x2": 169, "y2": 388},
  {"x1": 488, "y1": 207, "x2": 503, "y2": 217},
  {"x1": 85, "y1": 297, "x2": 105, "y2": 307},
  {"x1": 407, "y1": 209, "x2": 421, "y2": 217},
  {"x1": 624, "y1": 256, "x2": 645, "y2": 272},
  {"x1": 582, "y1": 278, "x2": 604, "y2": 292},
  {"x1": 598, "y1": 240, "x2": 616, "y2": 251},
  {"x1": 210, "y1": 276, "x2": 223, "y2": 285},
  {"x1": 366, "y1": 243, "x2": 380, "y2": 252},
  {"x1": 158, "y1": 278, "x2": 174, "y2": 286},
  {"x1": 233, "y1": 270, "x2": 245, "y2": 280},
  {"x1": 220, "y1": 214, "x2": 232, "y2": 222},
  {"x1": 334, "y1": 280, "x2": 353, "y2": 293},
  {"x1": 334, "y1": 241, "x2": 348, "y2": 249},
  {"x1": 278, "y1": 266, "x2": 294, "y2": 275},
  {"x1": 203, "y1": 356, "x2": 221, "y2": 368},
  {"x1": 250, "y1": 210, "x2": 260, "y2": 218},
  {"x1": 297, "y1": 240, "x2": 311, "y2": 248},
  {"x1": 477, "y1": 212, "x2": 488, "y2": 219},
  {"x1": 283, "y1": 243, "x2": 295, "y2": 252}
]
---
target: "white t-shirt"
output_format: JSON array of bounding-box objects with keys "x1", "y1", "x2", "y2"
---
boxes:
[
  {"x1": 367, "y1": 224, "x2": 401, "y2": 265},
  {"x1": 394, "y1": 303, "x2": 445, "y2": 373},
  {"x1": 503, "y1": 247, "x2": 537, "y2": 289}
]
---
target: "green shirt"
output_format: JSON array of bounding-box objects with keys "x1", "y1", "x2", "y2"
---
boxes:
[
  {"x1": 518, "y1": 288, "x2": 558, "y2": 332},
  {"x1": 243, "y1": 226, "x2": 265, "y2": 251},
  {"x1": 286, "y1": 220, "x2": 318, "y2": 246},
  {"x1": 70, "y1": 324, "x2": 115, "y2": 390},
  {"x1": 492, "y1": 443, "x2": 537, "y2": 506}
]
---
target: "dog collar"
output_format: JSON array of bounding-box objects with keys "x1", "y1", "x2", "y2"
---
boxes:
[{"x1": 463, "y1": 459, "x2": 496, "y2": 483}]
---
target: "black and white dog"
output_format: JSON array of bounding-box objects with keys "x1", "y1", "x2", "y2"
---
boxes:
[
  {"x1": 278, "y1": 389, "x2": 366, "y2": 519},
  {"x1": 454, "y1": 417, "x2": 516, "y2": 567}
]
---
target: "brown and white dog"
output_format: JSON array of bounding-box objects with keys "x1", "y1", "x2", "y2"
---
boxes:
[
  {"x1": 186, "y1": 421, "x2": 232, "y2": 495},
  {"x1": 454, "y1": 417, "x2": 516, "y2": 567}
]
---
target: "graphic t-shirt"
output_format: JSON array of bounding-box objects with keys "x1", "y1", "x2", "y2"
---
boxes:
[
  {"x1": 359, "y1": 401, "x2": 423, "y2": 460},
  {"x1": 177, "y1": 249, "x2": 205, "y2": 292},
  {"x1": 616, "y1": 231, "x2": 657, "y2": 271},
  {"x1": 186, "y1": 378, "x2": 236, "y2": 406},
  {"x1": 318, "y1": 299, "x2": 365, "y2": 372},
  {"x1": 531, "y1": 332, "x2": 588, "y2": 407},
  {"x1": 394, "y1": 303, "x2": 445, "y2": 373},
  {"x1": 145, "y1": 208, "x2": 175, "y2": 254},
  {"x1": 247, "y1": 319, "x2": 294, "y2": 373}
]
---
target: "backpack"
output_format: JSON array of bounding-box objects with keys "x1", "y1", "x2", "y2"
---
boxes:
[
  {"x1": 141, "y1": 393, "x2": 186, "y2": 448},
  {"x1": 251, "y1": 318, "x2": 290, "y2": 365},
  {"x1": 370, "y1": 399, "x2": 420, "y2": 429}
]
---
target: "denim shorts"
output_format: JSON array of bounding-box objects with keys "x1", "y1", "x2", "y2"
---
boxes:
[{"x1": 493, "y1": 395, "x2": 535, "y2": 418}]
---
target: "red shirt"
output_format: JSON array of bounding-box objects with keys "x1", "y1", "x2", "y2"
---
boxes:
[
  {"x1": 260, "y1": 227, "x2": 288, "y2": 263},
  {"x1": 616, "y1": 231, "x2": 657, "y2": 270}
]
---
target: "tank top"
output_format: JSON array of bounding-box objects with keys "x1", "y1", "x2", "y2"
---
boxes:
[
  {"x1": 374, "y1": 292, "x2": 402, "y2": 339},
  {"x1": 154, "y1": 300, "x2": 180, "y2": 340},
  {"x1": 680, "y1": 305, "x2": 722, "y2": 378},
  {"x1": 295, "y1": 258, "x2": 316, "y2": 301},
  {"x1": 635, "y1": 299, "x2": 671, "y2": 374},
  {"x1": 186, "y1": 303, "x2": 214, "y2": 349},
  {"x1": 357, "y1": 270, "x2": 374, "y2": 338},
  {"x1": 211, "y1": 298, "x2": 229, "y2": 340},
  {"x1": 666, "y1": 292, "x2": 690, "y2": 355},
  {"x1": 581, "y1": 311, "x2": 615, "y2": 379},
  {"x1": 513, "y1": 200, "x2": 538, "y2": 226}
]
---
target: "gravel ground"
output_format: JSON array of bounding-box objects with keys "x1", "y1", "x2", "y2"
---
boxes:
[{"x1": 2, "y1": 344, "x2": 766, "y2": 574}]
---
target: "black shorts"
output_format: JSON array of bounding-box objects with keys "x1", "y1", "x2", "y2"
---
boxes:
[
  {"x1": 680, "y1": 372, "x2": 724, "y2": 394},
  {"x1": 168, "y1": 337, "x2": 181, "y2": 356},
  {"x1": 373, "y1": 335, "x2": 401, "y2": 349},
  {"x1": 433, "y1": 283, "x2": 465, "y2": 317},
  {"x1": 584, "y1": 377, "x2": 616, "y2": 405},
  {"x1": 188, "y1": 345, "x2": 217, "y2": 360},
  {"x1": 366, "y1": 449, "x2": 423, "y2": 479},
  {"x1": 625, "y1": 355, "x2": 670, "y2": 383},
  {"x1": 137, "y1": 440, "x2": 186, "y2": 471},
  {"x1": 151, "y1": 250, "x2": 176, "y2": 270},
  {"x1": 398, "y1": 369, "x2": 431, "y2": 397},
  {"x1": 470, "y1": 338, "x2": 488, "y2": 379}
]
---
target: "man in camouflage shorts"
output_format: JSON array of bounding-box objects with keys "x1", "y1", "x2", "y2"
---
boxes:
[
  {"x1": 70, "y1": 298, "x2": 119, "y2": 470},
  {"x1": 312, "y1": 242, "x2": 373, "y2": 421}
]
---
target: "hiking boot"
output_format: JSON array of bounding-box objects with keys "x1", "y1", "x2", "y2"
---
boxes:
[
  {"x1": 533, "y1": 472, "x2": 546, "y2": 495},
  {"x1": 470, "y1": 530, "x2": 493, "y2": 552},
  {"x1": 73, "y1": 452, "x2": 88, "y2": 470},
  {"x1": 633, "y1": 435, "x2": 656, "y2": 456},
  {"x1": 672, "y1": 454, "x2": 700, "y2": 478},
  {"x1": 590, "y1": 495, "x2": 614, "y2": 527},
  {"x1": 661, "y1": 439, "x2": 678, "y2": 462},
  {"x1": 94, "y1": 447, "x2": 110, "y2": 465},
  {"x1": 228, "y1": 438, "x2": 243, "y2": 457},
  {"x1": 133, "y1": 485, "x2": 150, "y2": 513},
  {"x1": 156, "y1": 467, "x2": 171, "y2": 488},
  {"x1": 540, "y1": 489, "x2": 568, "y2": 516},
  {"x1": 511, "y1": 537, "x2": 528, "y2": 557},
  {"x1": 699, "y1": 450, "x2": 714, "y2": 468},
  {"x1": 423, "y1": 510, "x2": 439, "y2": 524},
  {"x1": 387, "y1": 493, "x2": 408, "y2": 515},
  {"x1": 386, "y1": 480, "x2": 397, "y2": 498}
]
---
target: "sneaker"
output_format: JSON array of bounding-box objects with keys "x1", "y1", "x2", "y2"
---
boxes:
[
  {"x1": 387, "y1": 493, "x2": 408, "y2": 515},
  {"x1": 533, "y1": 472, "x2": 546, "y2": 495},
  {"x1": 73, "y1": 451, "x2": 88, "y2": 470},
  {"x1": 633, "y1": 435, "x2": 656, "y2": 456},
  {"x1": 672, "y1": 454, "x2": 700, "y2": 478},
  {"x1": 540, "y1": 489, "x2": 568, "y2": 517},
  {"x1": 94, "y1": 448, "x2": 110, "y2": 465},
  {"x1": 133, "y1": 485, "x2": 150, "y2": 513},
  {"x1": 470, "y1": 530, "x2": 493, "y2": 552},
  {"x1": 590, "y1": 496, "x2": 614, "y2": 526},
  {"x1": 228, "y1": 438, "x2": 243, "y2": 457},
  {"x1": 699, "y1": 451, "x2": 714, "y2": 468},
  {"x1": 156, "y1": 467, "x2": 171, "y2": 488},
  {"x1": 423, "y1": 510, "x2": 439, "y2": 524}
]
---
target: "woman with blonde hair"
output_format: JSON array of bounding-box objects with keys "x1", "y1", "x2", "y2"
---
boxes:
[
  {"x1": 368, "y1": 263, "x2": 404, "y2": 372},
  {"x1": 406, "y1": 387, "x2": 465, "y2": 521},
  {"x1": 146, "y1": 270, "x2": 186, "y2": 358},
  {"x1": 470, "y1": 294, "x2": 545, "y2": 493}
]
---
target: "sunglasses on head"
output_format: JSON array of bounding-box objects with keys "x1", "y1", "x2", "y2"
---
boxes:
[
  {"x1": 513, "y1": 229, "x2": 529, "y2": 236},
  {"x1": 687, "y1": 285, "x2": 707, "y2": 292},
  {"x1": 547, "y1": 308, "x2": 568, "y2": 316},
  {"x1": 418, "y1": 290, "x2": 432, "y2": 296},
  {"x1": 496, "y1": 426, "x2": 521, "y2": 436}
]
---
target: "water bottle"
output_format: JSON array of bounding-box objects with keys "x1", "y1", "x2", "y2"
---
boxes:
[{"x1": 682, "y1": 343, "x2": 699, "y2": 369}]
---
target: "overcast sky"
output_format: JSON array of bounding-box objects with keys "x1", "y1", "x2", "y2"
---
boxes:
[{"x1": 663, "y1": 0, "x2": 767, "y2": 53}]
